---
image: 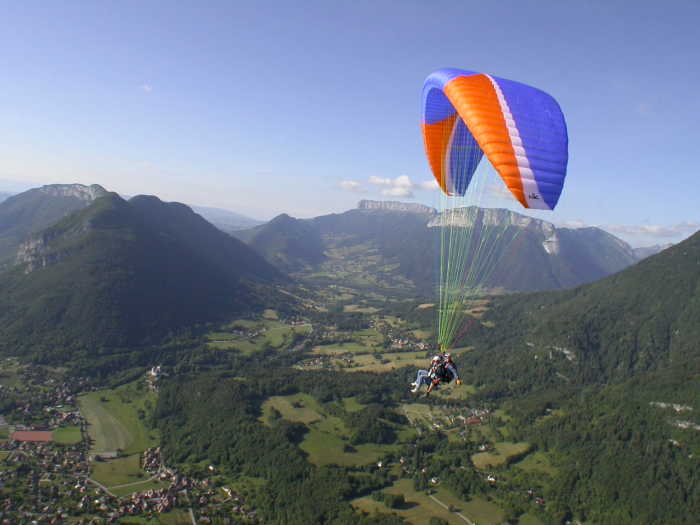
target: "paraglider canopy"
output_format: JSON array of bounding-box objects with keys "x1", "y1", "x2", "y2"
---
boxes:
[
  {"x1": 421, "y1": 68, "x2": 568, "y2": 210},
  {"x1": 420, "y1": 68, "x2": 570, "y2": 351}
]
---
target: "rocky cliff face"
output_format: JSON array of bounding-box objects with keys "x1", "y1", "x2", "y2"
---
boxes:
[
  {"x1": 0, "y1": 183, "x2": 109, "y2": 263},
  {"x1": 15, "y1": 218, "x2": 92, "y2": 273},
  {"x1": 357, "y1": 200, "x2": 437, "y2": 215},
  {"x1": 15, "y1": 236, "x2": 64, "y2": 273},
  {"x1": 36, "y1": 183, "x2": 108, "y2": 201},
  {"x1": 428, "y1": 207, "x2": 563, "y2": 255}
]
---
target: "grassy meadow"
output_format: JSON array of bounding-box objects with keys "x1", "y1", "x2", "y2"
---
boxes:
[{"x1": 79, "y1": 379, "x2": 160, "y2": 492}]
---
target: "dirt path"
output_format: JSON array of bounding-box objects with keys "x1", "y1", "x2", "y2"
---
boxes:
[
  {"x1": 429, "y1": 494, "x2": 475, "y2": 525},
  {"x1": 108, "y1": 472, "x2": 160, "y2": 490},
  {"x1": 87, "y1": 477, "x2": 117, "y2": 498}
]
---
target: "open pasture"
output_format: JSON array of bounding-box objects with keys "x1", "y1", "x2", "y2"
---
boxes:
[
  {"x1": 79, "y1": 396, "x2": 132, "y2": 453},
  {"x1": 346, "y1": 352, "x2": 426, "y2": 373},
  {"x1": 91, "y1": 454, "x2": 145, "y2": 486},
  {"x1": 352, "y1": 478, "x2": 506, "y2": 525},
  {"x1": 110, "y1": 478, "x2": 168, "y2": 497},
  {"x1": 434, "y1": 488, "x2": 506, "y2": 525},
  {"x1": 312, "y1": 343, "x2": 373, "y2": 355},
  {"x1": 343, "y1": 304, "x2": 380, "y2": 314},
  {"x1": 471, "y1": 441, "x2": 532, "y2": 470},
  {"x1": 300, "y1": 428, "x2": 396, "y2": 467},
  {"x1": 261, "y1": 393, "x2": 324, "y2": 424},
  {"x1": 207, "y1": 318, "x2": 310, "y2": 354},
  {"x1": 79, "y1": 382, "x2": 159, "y2": 455},
  {"x1": 514, "y1": 450, "x2": 557, "y2": 476},
  {"x1": 53, "y1": 426, "x2": 82, "y2": 445},
  {"x1": 80, "y1": 381, "x2": 159, "y2": 492},
  {"x1": 260, "y1": 393, "x2": 398, "y2": 467}
]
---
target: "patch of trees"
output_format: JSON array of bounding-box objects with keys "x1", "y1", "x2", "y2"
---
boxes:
[{"x1": 156, "y1": 371, "x2": 410, "y2": 524}]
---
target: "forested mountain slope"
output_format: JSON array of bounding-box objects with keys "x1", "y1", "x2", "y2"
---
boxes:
[{"x1": 0, "y1": 193, "x2": 285, "y2": 362}]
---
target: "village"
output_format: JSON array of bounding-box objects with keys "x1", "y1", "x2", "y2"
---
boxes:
[{"x1": 0, "y1": 360, "x2": 259, "y2": 524}]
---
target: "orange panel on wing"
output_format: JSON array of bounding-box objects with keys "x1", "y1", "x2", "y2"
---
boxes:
[
  {"x1": 443, "y1": 74, "x2": 525, "y2": 206},
  {"x1": 421, "y1": 113, "x2": 458, "y2": 193}
]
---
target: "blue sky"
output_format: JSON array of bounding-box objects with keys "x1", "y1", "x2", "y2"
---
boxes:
[{"x1": 1, "y1": 1, "x2": 698, "y2": 246}]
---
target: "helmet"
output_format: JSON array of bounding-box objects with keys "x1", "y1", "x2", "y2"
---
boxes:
[
  {"x1": 443, "y1": 353, "x2": 452, "y2": 361},
  {"x1": 431, "y1": 355, "x2": 442, "y2": 363}
]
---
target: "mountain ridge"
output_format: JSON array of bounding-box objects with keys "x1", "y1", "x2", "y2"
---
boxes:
[
  {"x1": 0, "y1": 192, "x2": 286, "y2": 362},
  {"x1": 0, "y1": 183, "x2": 109, "y2": 264},
  {"x1": 240, "y1": 202, "x2": 645, "y2": 293}
]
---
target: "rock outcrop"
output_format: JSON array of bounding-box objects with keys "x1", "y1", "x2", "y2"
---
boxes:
[{"x1": 357, "y1": 200, "x2": 437, "y2": 215}]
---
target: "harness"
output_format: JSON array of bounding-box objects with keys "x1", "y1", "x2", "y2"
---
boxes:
[{"x1": 430, "y1": 362, "x2": 453, "y2": 384}]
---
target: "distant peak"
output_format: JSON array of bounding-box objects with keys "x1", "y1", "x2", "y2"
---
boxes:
[
  {"x1": 358, "y1": 200, "x2": 437, "y2": 215},
  {"x1": 129, "y1": 194, "x2": 163, "y2": 204},
  {"x1": 271, "y1": 213, "x2": 295, "y2": 222},
  {"x1": 37, "y1": 184, "x2": 108, "y2": 202}
]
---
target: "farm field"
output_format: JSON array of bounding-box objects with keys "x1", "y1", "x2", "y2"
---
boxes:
[
  {"x1": 352, "y1": 478, "x2": 506, "y2": 525},
  {"x1": 344, "y1": 352, "x2": 426, "y2": 373},
  {"x1": 53, "y1": 425, "x2": 82, "y2": 444},
  {"x1": 344, "y1": 304, "x2": 380, "y2": 313},
  {"x1": 471, "y1": 442, "x2": 532, "y2": 470},
  {"x1": 514, "y1": 451, "x2": 557, "y2": 476},
  {"x1": 79, "y1": 382, "x2": 158, "y2": 455},
  {"x1": 312, "y1": 342, "x2": 374, "y2": 355},
  {"x1": 110, "y1": 478, "x2": 167, "y2": 497},
  {"x1": 79, "y1": 396, "x2": 131, "y2": 453},
  {"x1": 261, "y1": 393, "x2": 324, "y2": 424},
  {"x1": 79, "y1": 380, "x2": 160, "y2": 493},
  {"x1": 206, "y1": 317, "x2": 311, "y2": 354},
  {"x1": 519, "y1": 513, "x2": 546, "y2": 525},
  {"x1": 155, "y1": 510, "x2": 194, "y2": 524},
  {"x1": 261, "y1": 393, "x2": 399, "y2": 467},
  {"x1": 91, "y1": 454, "x2": 146, "y2": 486},
  {"x1": 300, "y1": 428, "x2": 397, "y2": 467}
]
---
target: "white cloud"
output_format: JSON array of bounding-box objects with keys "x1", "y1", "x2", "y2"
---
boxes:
[
  {"x1": 368, "y1": 176, "x2": 392, "y2": 186},
  {"x1": 338, "y1": 180, "x2": 364, "y2": 193},
  {"x1": 419, "y1": 179, "x2": 439, "y2": 191},
  {"x1": 393, "y1": 175, "x2": 413, "y2": 188},
  {"x1": 381, "y1": 186, "x2": 413, "y2": 198},
  {"x1": 366, "y1": 174, "x2": 437, "y2": 198},
  {"x1": 141, "y1": 84, "x2": 153, "y2": 92},
  {"x1": 604, "y1": 221, "x2": 699, "y2": 239},
  {"x1": 556, "y1": 219, "x2": 700, "y2": 240},
  {"x1": 558, "y1": 219, "x2": 589, "y2": 229}
]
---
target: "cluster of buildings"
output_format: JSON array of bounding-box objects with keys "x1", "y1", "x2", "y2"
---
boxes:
[
  {"x1": 141, "y1": 446, "x2": 161, "y2": 473},
  {"x1": 0, "y1": 442, "x2": 90, "y2": 523},
  {"x1": 0, "y1": 364, "x2": 92, "y2": 429},
  {"x1": 0, "y1": 440, "x2": 258, "y2": 523}
]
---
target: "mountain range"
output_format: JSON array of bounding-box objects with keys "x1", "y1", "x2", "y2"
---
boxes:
[
  {"x1": 238, "y1": 200, "x2": 663, "y2": 294},
  {"x1": 0, "y1": 184, "x2": 263, "y2": 267},
  {"x1": 0, "y1": 191, "x2": 284, "y2": 362},
  {"x1": 0, "y1": 184, "x2": 686, "y2": 362}
]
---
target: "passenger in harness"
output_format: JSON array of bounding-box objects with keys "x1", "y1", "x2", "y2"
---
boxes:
[{"x1": 410, "y1": 352, "x2": 462, "y2": 395}]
